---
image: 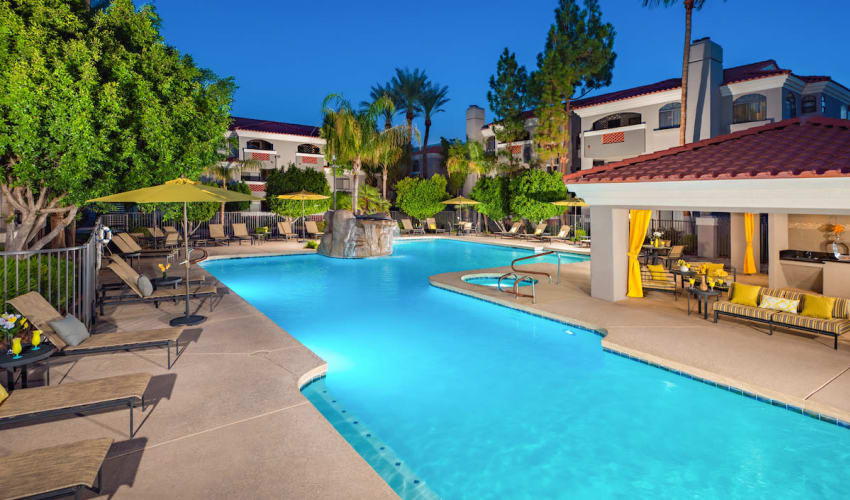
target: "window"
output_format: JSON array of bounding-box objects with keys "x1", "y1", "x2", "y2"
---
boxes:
[
  {"x1": 523, "y1": 145, "x2": 532, "y2": 163},
  {"x1": 592, "y1": 160, "x2": 606, "y2": 167},
  {"x1": 485, "y1": 137, "x2": 496, "y2": 152},
  {"x1": 802, "y1": 95, "x2": 817, "y2": 114},
  {"x1": 841, "y1": 105, "x2": 848, "y2": 120},
  {"x1": 246, "y1": 139, "x2": 273, "y2": 150},
  {"x1": 658, "y1": 102, "x2": 681, "y2": 129},
  {"x1": 592, "y1": 112, "x2": 641, "y2": 131},
  {"x1": 821, "y1": 95, "x2": 827, "y2": 114},
  {"x1": 785, "y1": 93, "x2": 797, "y2": 119},
  {"x1": 732, "y1": 94, "x2": 767, "y2": 123},
  {"x1": 297, "y1": 144, "x2": 320, "y2": 154}
]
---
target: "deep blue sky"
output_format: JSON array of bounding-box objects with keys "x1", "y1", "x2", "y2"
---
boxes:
[{"x1": 148, "y1": 0, "x2": 847, "y2": 143}]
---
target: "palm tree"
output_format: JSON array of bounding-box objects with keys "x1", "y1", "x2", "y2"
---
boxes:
[
  {"x1": 389, "y1": 68, "x2": 428, "y2": 143},
  {"x1": 643, "y1": 0, "x2": 707, "y2": 146},
  {"x1": 321, "y1": 94, "x2": 395, "y2": 214},
  {"x1": 361, "y1": 83, "x2": 395, "y2": 130},
  {"x1": 364, "y1": 122, "x2": 417, "y2": 199},
  {"x1": 418, "y1": 82, "x2": 450, "y2": 178},
  {"x1": 446, "y1": 140, "x2": 492, "y2": 195}
]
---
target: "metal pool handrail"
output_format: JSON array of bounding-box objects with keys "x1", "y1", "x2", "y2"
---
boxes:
[
  {"x1": 496, "y1": 272, "x2": 538, "y2": 303},
  {"x1": 511, "y1": 251, "x2": 554, "y2": 284}
]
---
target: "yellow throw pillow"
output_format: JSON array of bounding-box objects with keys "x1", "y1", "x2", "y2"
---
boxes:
[
  {"x1": 647, "y1": 264, "x2": 667, "y2": 281},
  {"x1": 801, "y1": 294, "x2": 835, "y2": 319},
  {"x1": 730, "y1": 283, "x2": 760, "y2": 307},
  {"x1": 759, "y1": 295, "x2": 799, "y2": 314},
  {"x1": 429, "y1": 223, "x2": 436, "y2": 230},
  {"x1": 0, "y1": 384, "x2": 7, "y2": 405},
  {"x1": 704, "y1": 263, "x2": 725, "y2": 276}
]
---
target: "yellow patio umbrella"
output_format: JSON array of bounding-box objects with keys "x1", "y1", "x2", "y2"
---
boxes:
[
  {"x1": 551, "y1": 198, "x2": 588, "y2": 207},
  {"x1": 277, "y1": 190, "x2": 330, "y2": 239},
  {"x1": 88, "y1": 178, "x2": 261, "y2": 326},
  {"x1": 441, "y1": 195, "x2": 480, "y2": 206}
]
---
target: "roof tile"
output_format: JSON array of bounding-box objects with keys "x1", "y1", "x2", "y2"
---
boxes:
[{"x1": 230, "y1": 117, "x2": 320, "y2": 138}]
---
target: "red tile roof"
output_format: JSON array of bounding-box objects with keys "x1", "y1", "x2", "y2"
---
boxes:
[
  {"x1": 230, "y1": 117, "x2": 320, "y2": 138},
  {"x1": 564, "y1": 117, "x2": 850, "y2": 184}
]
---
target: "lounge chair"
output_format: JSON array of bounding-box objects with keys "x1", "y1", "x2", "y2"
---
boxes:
[
  {"x1": 162, "y1": 225, "x2": 178, "y2": 234},
  {"x1": 208, "y1": 224, "x2": 231, "y2": 246},
  {"x1": 0, "y1": 438, "x2": 113, "y2": 500},
  {"x1": 232, "y1": 223, "x2": 252, "y2": 245},
  {"x1": 425, "y1": 218, "x2": 446, "y2": 234},
  {"x1": 522, "y1": 223, "x2": 548, "y2": 240},
  {"x1": 542, "y1": 225, "x2": 571, "y2": 243},
  {"x1": 0, "y1": 373, "x2": 151, "y2": 437},
  {"x1": 305, "y1": 220, "x2": 324, "y2": 238},
  {"x1": 162, "y1": 231, "x2": 178, "y2": 249},
  {"x1": 9, "y1": 291, "x2": 185, "y2": 369},
  {"x1": 497, "y1": 222, "x2": 522, "y2": 239},
  {"x1": 147, "y1": 227, "x2": 165, "y2": 239},
  {"x1": 462, "y1": 222, "x2": 477, "y2": 235},
  {"x1": 275, "y1": 221, "x2": 297, "y2": 240},
  {"x1": 401, "y1": 219, "x2": 424, "y2": 235},
  {"x1": 100, "y1": 262, "x2": 219, "y2": 315}
]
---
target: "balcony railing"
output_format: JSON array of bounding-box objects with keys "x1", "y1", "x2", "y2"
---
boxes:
[{"x1": 581, "y1": 123, "x2": 646, "y2": 160}]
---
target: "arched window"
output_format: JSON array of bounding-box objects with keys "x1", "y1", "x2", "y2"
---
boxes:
[
  {"x1": 802, "y1": 95, "x2": 817, "y2": 114},
  {"x1": 785, "y1": 93, "x2": 797, "y2": 119},
  {"x1": 592, "y1": 112, "x2": 641, "y2": 131},
  {"x1": 658, "y1": 102, "x2": 681, "y2": 129},
  {"x1": 732, "y1": 94, "x2": 767, "y2": 124},
  {"x1": 246, "y1": 139, "x2": 273, "y2": 150},
  {"x1": 297, "y1": 143, "x2": 320, "y2": 154}
]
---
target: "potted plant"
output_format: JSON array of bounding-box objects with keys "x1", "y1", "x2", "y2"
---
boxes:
[
  {"x1": 677, "y1": 259, "x2": 689, "y2": 273},
  {"x1": 1, "y1": 313, "x2": 28, "y2": 352}
]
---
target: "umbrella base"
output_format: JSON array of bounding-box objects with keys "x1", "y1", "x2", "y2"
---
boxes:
[{"x1": 169, "y1": 314, "x2": 207, "y2": 327}]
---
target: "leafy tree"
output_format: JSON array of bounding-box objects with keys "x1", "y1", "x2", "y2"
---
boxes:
[
  {"x1": 224, "y1": 181, "x2": 252, "y2": 212},
  {"x1": 488, "y1": 48, "x2": 529, "y2": 167},
  {"x1": 418, "y1": 82, "x2": 450, "y2": 178},
  {"x1": 470, "y1": 175, "x2": 510, "y2": 232},
  {"x1": 531, "y1": 0, "x2": 615, "y2": 173},
  {"x1": 394, "y1": 174, "x2": 449, "y2": 221},
  {"x1": 642, "y1": 0, "x2": 710, "y2": 146},
  {"x1": 508, "y1": 169, "x2": 568, "y2": 223},
  {"x1": 265, "y1": 165, "x2": 331, "y2": 217},
  {"x1": 445, "y1": 140, "x2": 493, "y2": 195},
  {"x1": 0, "y1": 0, "x2": 233, "y2": 251},
  {"x1": 139, "y1": 183, "x2": 218, "y2": 236}
]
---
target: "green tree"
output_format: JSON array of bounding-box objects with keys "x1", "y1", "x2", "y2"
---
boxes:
[
  {"x1": 470, "y1": 175, "x2": 510, "y2": 232},
  {"x1": 531, "y1": 0, "x2": 615, "y2": 174},
  {"x1": 394, "y1": 174, "x2": 449, "y2": 221},
  {"x1": 390, "y1": 68, "x2": 428, "y2": 142},
  {"x1": 418, "y1": 82, "x2": 450, "y2": 178},
  {"x1": 206, "y1": 136, "x2": 261, "y2": 221},
  {"x1": 445, "y1": 140, "x2": 493, "y2": 195},
  {"x1": 508, "y1": 169, "x2": 568, "y2": 223},
  {"x1": 642, "y1": 0, "x2": 710, "y2": 146},
  {"x1": 139, "y1": 182, "x2": 218, "y2": 236},
  {"x1": 0, "y1": 0, "x2": 233, "y2": 251},
  {"x1": 488, "y1": 48, "x2": 529, "y2": 170},
  {"x1": 265, "y1": 165, "x2": 331, "y2": 217}
]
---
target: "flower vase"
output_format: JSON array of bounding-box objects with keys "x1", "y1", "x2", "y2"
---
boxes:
[
  {"x1": 680, "y1": 265, "x2": 689, "y2": 273},
  {"x1": 700, "y1": 279, "x2": 708, "y2": 291}
]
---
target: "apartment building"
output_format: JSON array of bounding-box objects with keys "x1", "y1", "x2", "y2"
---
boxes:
[{"x1": 469, "y1": 37, "x2": 850, "y2": 174}]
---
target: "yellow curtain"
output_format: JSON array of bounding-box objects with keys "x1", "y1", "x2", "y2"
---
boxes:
[
  {"x1": 743, "y1": 213, "x2": 757, "y2": 274},
  {"x1": 627, "y1": 209, "x2": 652, "y2": 298}
]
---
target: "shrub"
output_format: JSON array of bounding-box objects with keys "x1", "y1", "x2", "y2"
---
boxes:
[
  {"x1": 266, "y1": 165, "x2": 331, "y2": 217},
  {"x1": 572, "y1": 228, "x2": 587, "y2": 242},
  {"x1": 471, "y1": 176, "x2": 510, "y2": 225},
  {"x1": 508, "y1": 169, "x2": 568, "y2": 223},
  {"x1": 225, "y1": 181, "x2": 252, "y2": 212},
  {"x1": 305, "y1": 240, "x2": 319, "y2": 249},
  {"x1": 394, "y1": 174, "x2": 449, "y2": 220},
  {"x1": 3, "y1": 255, "x2": 75, "y2": 311}
]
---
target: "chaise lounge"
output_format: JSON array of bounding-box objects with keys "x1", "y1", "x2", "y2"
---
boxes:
[
  {"x1": 100, "y1": 262, "x2": 219, "y2": 315},
  {"x1": 497, "y1": 222, "x2": 522, "y2": 239},
  {"x1": 231, "y1": 223, "x2": 252, "y2": 245},
  {"x1": 401, "y1": 219, "x2": 424, "y2": 235}
]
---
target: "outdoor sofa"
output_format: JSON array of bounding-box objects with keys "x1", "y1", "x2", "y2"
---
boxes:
[
  {"x1": 0, "y1": 373, "x2": 151, "y2": 437},
  {"x1": 9, "y1": 291, "x2": 185, "y2": 369},
  {"x1": 640, "y1": 265, "x2": 679, "y2": 299},
  {"x1": 713, "y1": 283, "x2": 850, "y2": 349},
  {"x1": 0, "y1": 438, "x2": 113, "y2": 500}
]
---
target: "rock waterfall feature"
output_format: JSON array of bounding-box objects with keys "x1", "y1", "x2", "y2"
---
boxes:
[{"x1": 317, "y1": 210, "x2": 396, "y2": 258}]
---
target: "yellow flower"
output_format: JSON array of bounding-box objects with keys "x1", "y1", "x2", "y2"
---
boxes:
[{"x1": 833, "y1": 224, "x2": 845, "y2": 235}]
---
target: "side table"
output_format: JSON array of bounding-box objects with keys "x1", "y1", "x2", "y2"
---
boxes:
[
  {"x1": 688, "y1": 287, "x2": 721, "y2": 320},
  {"x1": 0, "y1": 343, "x2": 55, "y2": 392}
]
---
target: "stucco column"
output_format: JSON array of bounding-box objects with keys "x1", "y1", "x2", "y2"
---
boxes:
[
  {"x1": 730, "y1": 213, "x2": 761, "y2": 273},
  {"x1": 768, "y1": 213, "x2": 789, "y2": 288},
  {"x1": 696, "y1": 216, "x2": 718, "y2": 258},
  {"x1": 590, "y1": 206, "x2": 629, "y2": 302}
]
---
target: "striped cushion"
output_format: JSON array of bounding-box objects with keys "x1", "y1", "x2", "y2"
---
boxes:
[
  {"x1": 761, "y1": 288, "x2": 786, "y2": 301},
  {"x1": 772, "y1": 313, "x2": 850, "y2": 335},
  {"x1": 643, "y1": 279, "x2": 676, "y2": 291},
  {"x1": 832, "y1": 297, "x2": 850, "y2": 320},
  {"x1": 714, "y1": 301, "x2": 776, "y2": 321},
  {"x1": 780, "y1": 289, "x2": 805, "y2": 301}
]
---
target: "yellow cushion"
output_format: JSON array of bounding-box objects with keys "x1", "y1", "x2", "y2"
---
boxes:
[
  {"x1": 647, "y1": 264, "x2": 667, "y2": 281},
  {"x1": 758, "y1": 295, "x2": 799, "y2": 314},
  {"x1": 730, "y1": 283, "x2": 760, "y2": 307},
  {"x1": 0, "y1": 384, "x2": 7, "y2": 405},
  {"x1": 801, "y1": 294, "x2": 835, "y2": 320},
  {"x1": 429, "y1": 223, "x2": 436, "y2": 230}
]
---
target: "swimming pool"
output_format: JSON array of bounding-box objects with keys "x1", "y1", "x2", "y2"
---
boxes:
[{"x1": 202, "y1": 240, "x2": 849, "y2": 499}]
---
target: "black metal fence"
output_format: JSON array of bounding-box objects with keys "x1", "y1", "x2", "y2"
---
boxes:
[
  {"x1": 648, "y1": 219, "x2": 697, "y2": 255},
  {"x1": 103, "y1": 211, "x2": 324, "y2": 240}
]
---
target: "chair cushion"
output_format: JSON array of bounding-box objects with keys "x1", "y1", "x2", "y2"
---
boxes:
[
  {"x1": 137, "y1": 275, "x2": 154, "y2": 297},
  {"x1": 772, "y1": 312, "x2": 850, "y2": 335},
  {"x1": 714, "y1": 300, "x2": 776, "y2": 321},
  {"x1": 801, "y1": 294, "x2": 835, "y2": 320},
  {"x1": 0, "y1": 384, "x2": 7, "y2": 405},
  {"x1": 48, "y1": 314, "x2": 90, "y2": 347},
  {"x1": 758, "y1": 295, "x2": 800, "y2": 314},
  {"x1": 643, "y1": 279, "x2": 676, "y2": 291},
  {"x1": 832, "y1": 297, "x2": 850, "y2": 320},
  {"x1": 730, "y1": 283, "x2": 761, "y2": 307},
  {"x1": 647, "y1": 264, "x2": 667, "y2": 281}
]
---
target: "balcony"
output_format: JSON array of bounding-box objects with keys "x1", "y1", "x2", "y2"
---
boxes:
[
  {"x1": 296, "y1": 153, "x2": 324, "y2": 170},
  {"x1": 582, "y1": 123, "x2": 646, "y2": 160}
]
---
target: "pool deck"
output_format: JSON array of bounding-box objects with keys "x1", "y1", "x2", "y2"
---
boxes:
[{"x1": 4, "y1": 234, "x2": 850, "y2": 498}]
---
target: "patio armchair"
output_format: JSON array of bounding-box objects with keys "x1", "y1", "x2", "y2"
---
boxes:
[
  {"x1": 497, "y1": 222, "x2": 523, "y2": 239},
  {"x1": 208, "y1": 224, "x2": 231, "y2": 246},
  {"x1": 100, "y1": 262, "x2": 219, "y2": 315},
  {"x1": 640, "y1": 265, "x2": 678, "y2": 299},
  {"x1": 275, "y1": 221, "x2": 298, "y2": 240},
  {"x1": 401, "y1": 218, "x2": 424, "y2": 235},
  {"x1": 0, "y1": 373, "x2": 151, "y2": 438},
  {"x1": 305, "y1": 220, "x2": 324, "y2": 238},
  {"x1": 9, "y1": 291, "x2": 185, "y2": 369},
  {"x1": 231, "y1": 223, "x2": 252, "y2": 245},
  {"x1": 659, "y1": 245, "x2": 685, "y2": 268},
  {"x1": 0, "y1": 438, "x2": 113, "y2": 500},
  {"x1": 425, "y1": 218, "x2": 446, "y2": 234}
]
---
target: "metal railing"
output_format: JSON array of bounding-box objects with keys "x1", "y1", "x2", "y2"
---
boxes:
[
  {"x1": 649, "y1": 218, "x2": 697, "y2": 255},
  {"x1": 1, "y1": 217, "x2": 102, "y2": 328}
]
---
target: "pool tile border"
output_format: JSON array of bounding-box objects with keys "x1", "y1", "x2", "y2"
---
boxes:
[{"x1": 429, "y1": 278, "x2": 850, "y2": 431}]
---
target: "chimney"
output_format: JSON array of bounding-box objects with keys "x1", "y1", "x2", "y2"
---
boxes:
[
  {"x1": 466, "y1": 105, "x2": 485, "y2": 143},
  {"x1": 686, "y1": 37, "x2": 723, "y2": 142}
]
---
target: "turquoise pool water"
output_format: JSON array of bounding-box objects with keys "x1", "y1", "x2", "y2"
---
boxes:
[{"x1": 202, "y1": 240, "x2": 849, "y2": 499}]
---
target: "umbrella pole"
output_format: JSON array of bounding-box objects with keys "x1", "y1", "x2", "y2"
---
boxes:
[
  {"x1": 302, "y1": 200, "x2": 305, "y2": 240},
  {"x1": 170, "y1": 201, "x2": 206, "y2": 327}
]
